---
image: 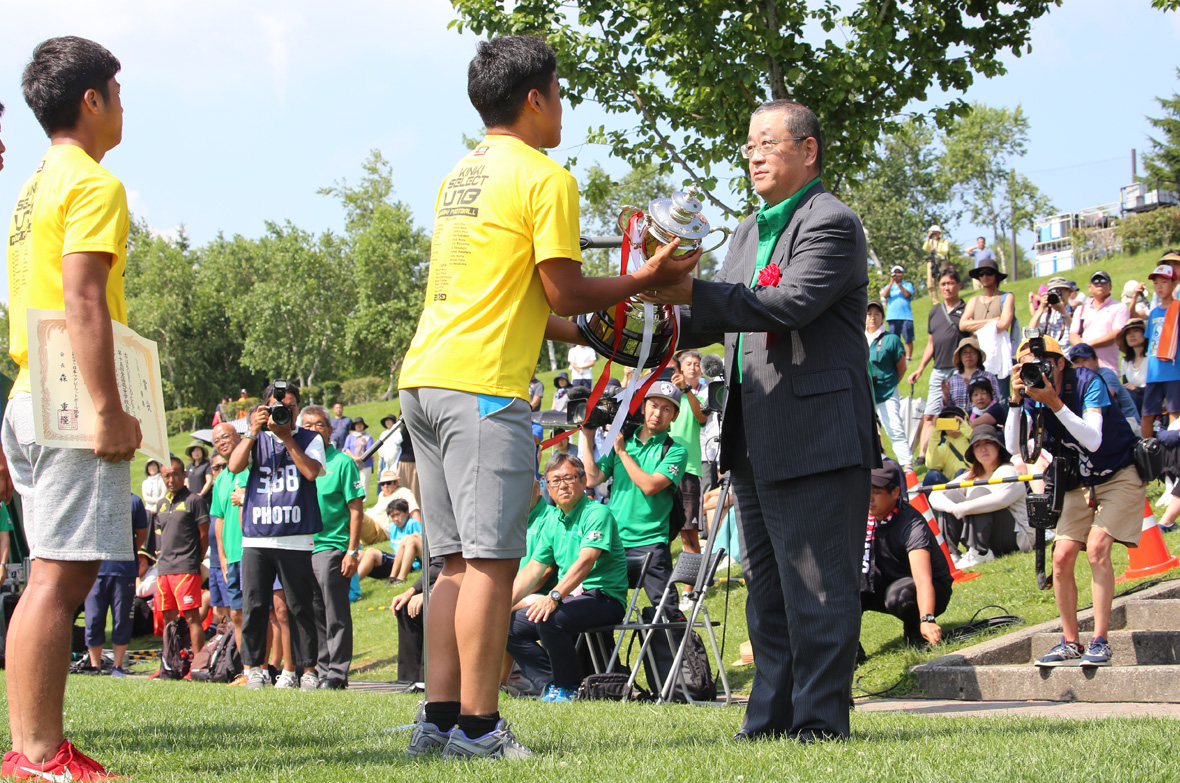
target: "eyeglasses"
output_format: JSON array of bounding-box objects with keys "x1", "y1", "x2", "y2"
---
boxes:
[
  {"x1": 739, "y1": 137, "x2": 806, "y2": 159},
  {"x1": 546, "y1": 475, "x2": 582, "y2": 488}
]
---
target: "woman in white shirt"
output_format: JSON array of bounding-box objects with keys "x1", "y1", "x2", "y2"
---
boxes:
[
  {"x1": 1118, "y1": 318, "x2": 1148, "y2": 416},
  {"x1": 141, "y1": 460, "x2": 166, "y2": 514},
  {"x1": 928, "y1": 424, "x2": 1032, "y2": 569}
]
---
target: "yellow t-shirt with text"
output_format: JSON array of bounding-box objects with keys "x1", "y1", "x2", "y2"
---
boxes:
[
  {"x1": 399, "y1": 136, "x2": 582, "y2": 398},
  {"x1": 6, "y1": 144, "x2": 129, "y2": 396}
]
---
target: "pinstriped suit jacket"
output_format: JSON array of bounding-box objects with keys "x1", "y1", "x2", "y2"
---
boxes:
[{"x1": 681, "y1": 181, "x2": 878, "y2": 482}]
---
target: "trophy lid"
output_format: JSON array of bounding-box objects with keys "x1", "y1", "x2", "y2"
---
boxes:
[{"x1": 648, "y1": 186, "x2": 710, "y2": 241}]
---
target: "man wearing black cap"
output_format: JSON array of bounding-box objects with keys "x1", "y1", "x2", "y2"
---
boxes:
[
  {"x1": 862, "y1": 461, "x2": 952, "y2": 648},
  {"x1": 1069, "y1": 270, "x2": 1129, "y2": 373}
]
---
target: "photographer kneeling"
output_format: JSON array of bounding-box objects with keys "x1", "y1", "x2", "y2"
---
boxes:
[
  {"x1": 507, "y1": 453, "x2": 628, "y2": 702},
  {"x1": 1005, "y1": 336, "x2": 1145, "y2": 668},
  {"x1": 581, "y1": 382, "x2": 688, "y2": 612},
  {"x1": 862, "y1": 461, "x2": 952, "y2": 649}
]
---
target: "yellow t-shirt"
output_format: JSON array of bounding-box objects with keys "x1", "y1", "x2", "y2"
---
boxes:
[
  {"x1": 7, "y1": 144, "x2": 130, "y2": 396},
  {"x1": 399, "y1": 135, "x2": 582, "y2": 399}
]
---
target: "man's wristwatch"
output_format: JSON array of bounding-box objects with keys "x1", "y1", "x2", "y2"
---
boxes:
[
  {"x1": 549, "y1": 590, "x2": 563, "y2": 604},
  {"x1": 920, "y1": 614, "x2": 937, "y2": 624},
  {"x1": 346, "y1": 549, "x2": 360, "y2": 558}
]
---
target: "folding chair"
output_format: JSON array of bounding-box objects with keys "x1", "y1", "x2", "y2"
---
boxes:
[
  {"x1": 617, "y1": 548, "x2": 733, "y2": 705},
  {"x1": 580, "y1": 551, "x2": 654, "y2": 675}
]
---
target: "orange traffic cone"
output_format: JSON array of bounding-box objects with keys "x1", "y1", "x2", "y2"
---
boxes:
[
  {"x1": 1116, "y1": 498, "x2": 1180, "y2": 583},
  {"x1": 904, "y1": 468, "x2": 981, "y2": 584}
]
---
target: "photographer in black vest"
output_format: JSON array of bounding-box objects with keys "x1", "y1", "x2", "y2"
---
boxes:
[{"x1": 1005, "y1": 334, "x2": 1144, "y2": 668}]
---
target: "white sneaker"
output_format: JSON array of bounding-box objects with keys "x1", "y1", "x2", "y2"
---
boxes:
[
  {"x1": 956, "y1": 550, "x2": 980, "y2": 569},
  {"x1": 274, "y1": 671, "x2": 298, "y2": 689},
  {"x1": 300, "y1": 671, "x2": 319, "y2": 691},
  {"x1": 678, "y1": 593, "x2": 694, "y2": 612},
  {"x1": 960, "y1": 549, "x2": 994, "y2": 570},
  {"x1": 245, "y1": 668, "x2": 271, "y2": 690}
]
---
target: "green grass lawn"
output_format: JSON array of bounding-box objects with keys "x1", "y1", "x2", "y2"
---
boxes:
[{"x1": 2, "y1": 675, "x2": 1179, "y2": 782}]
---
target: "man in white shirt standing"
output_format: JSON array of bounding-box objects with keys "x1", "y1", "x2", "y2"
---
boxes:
[{"x1": 568, "y1": 343, "x2": 598, "y2": 389}]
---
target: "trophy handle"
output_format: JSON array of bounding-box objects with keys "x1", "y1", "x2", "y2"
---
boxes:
[
  {"x1": 700, "y1": 225, "x2": 733, "y2": 255},
  {"x1": 617, "y1": 206, "x2": 643, "y2": 234}
]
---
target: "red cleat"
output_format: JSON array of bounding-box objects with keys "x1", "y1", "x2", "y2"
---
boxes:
[
  {"x1": 11, "y1": 738, "x2": 117, "y2": 780},
  {"x1": 2, "y1": 750, "x2": 20, "y2": 778}
]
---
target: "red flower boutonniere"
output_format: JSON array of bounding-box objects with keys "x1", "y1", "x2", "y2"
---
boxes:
[{"x1": 757, "y1": 262, "x2": 782, "y2": 288}]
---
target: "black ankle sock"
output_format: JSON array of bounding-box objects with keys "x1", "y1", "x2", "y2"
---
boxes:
[
  {"x1": 457, "y1": 712, "x2": 500, "y2": 738},
  {"x1": 423, "y1": 701, "x2": 460, "y2": 732}
]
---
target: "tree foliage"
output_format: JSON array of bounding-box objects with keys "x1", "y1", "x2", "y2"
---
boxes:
[
  {"x1": 119, "y1": 149, "x2": 429, "y2": 416},
  {"x1": 937, "y1": 102, "x2": 1053, "y2": 276},
  {"x1": 450, "y1": 0, "x2": 1060, "y2": 217},
  {"x1": 845, "y1": 119, "x2": 952, "y2": 274},
  {"x1": 1143, "y1": 68, "x2": 1180, "y2": 186}
]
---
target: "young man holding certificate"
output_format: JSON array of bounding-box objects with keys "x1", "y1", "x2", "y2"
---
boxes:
[{"x1": 3, "y1": 36, "x2": 141, "y2": 781}]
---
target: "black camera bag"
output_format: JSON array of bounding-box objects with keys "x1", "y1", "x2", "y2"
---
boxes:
[{"x1": 1133, "y1": 437, "x2": 1165, "y2": 482}]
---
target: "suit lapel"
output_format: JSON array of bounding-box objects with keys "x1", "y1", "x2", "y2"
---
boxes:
[{"x1": 773, "y1": 182, "x2": 826, "y2": 270}]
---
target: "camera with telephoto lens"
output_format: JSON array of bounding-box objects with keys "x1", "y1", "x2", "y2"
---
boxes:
[
  {"x1": 567, "y1": 385, "x2": 642, "y2": 439},
  {"x1": 1046, "y1": 291, "x2": 1061, "y2": 306},
  {"x1": 1018, "y1": 328, "x2": 1055, "y2": 390},
  {"x1": 266, "y1": 379, "x2": 294, "y2": 427}
]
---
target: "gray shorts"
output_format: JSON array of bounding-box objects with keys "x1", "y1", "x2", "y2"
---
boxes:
[
  {"x1": 1, "y1": 394, "x2": 132, "y2": 561},
  {"x1": 399, "y1": 387, "x2": 533, "y2": 559}
]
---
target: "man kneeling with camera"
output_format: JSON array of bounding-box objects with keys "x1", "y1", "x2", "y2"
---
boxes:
[{"x1": 1005, "y1": 334, "x2": 1145, "y2": 668}]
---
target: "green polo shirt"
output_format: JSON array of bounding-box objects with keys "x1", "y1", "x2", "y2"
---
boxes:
[
  {"x1": 209, "y1": 468, "x2": 249, "y2": 564},
  {"x1": 669, "y1": 385, "x2": 704, "y2": 477},
  {"x1": 532, "y1": 495, "x2": 628, "y2": 606},
  {"x1": 0, "y1": 504, "x2": 12, "y2": 533},
  {"x1": 523, "y1": 499, "x2": 559, "y2": 594},
  {"x1": 597, "y1": 429, "x2": 687, "y2": 548},
  {"x1": 313, "y1": 445, "x2": 366, "y2": 554},
  {"x1": 737, "y1": 177, "x2": 821, "y2": 383}
]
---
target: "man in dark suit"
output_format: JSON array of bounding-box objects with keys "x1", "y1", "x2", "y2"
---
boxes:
[{"x1": 646, "y1": 99, "x2": 877, "y2": 741}]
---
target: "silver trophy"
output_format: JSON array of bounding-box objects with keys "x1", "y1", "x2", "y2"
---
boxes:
[{"x1": 576, "y1": 187, "x2": 730, "y2": 368}]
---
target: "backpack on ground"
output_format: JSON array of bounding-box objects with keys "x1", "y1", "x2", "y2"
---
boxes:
[
  {"x1": 638, "y1": 606, "x2": 717, "y2": 703},
  {"x1": 190, "y1": 622, "x2": 240, "y2": 682},
  {"x1": 157, "y1": 617, "x2": 193, "y2": 680}
]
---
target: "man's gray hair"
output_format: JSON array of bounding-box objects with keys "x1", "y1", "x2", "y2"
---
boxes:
[
  {"x1": 544, "y1": 451, "x2": 585, "y2": 478},
  {"x1": 751, "y1": 99, "x2": 823, "y2": 171},
  {"x1": 677, "y1": 350, "x2": 702, "y2": 363},
  {"x1": 299, "y1": 404, "x2": 330, "y2": 427}
]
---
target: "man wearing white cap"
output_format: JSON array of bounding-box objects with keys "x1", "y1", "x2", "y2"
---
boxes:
[
  {"x1": 880, "y1": 265, "x2": 915, "y2": 359},
  {"x1": 923, "y1": 225, "x2": 951, "y2": 304},
  {"x1": 582, "y1": 380, "x2": 687, "y2": 611}
]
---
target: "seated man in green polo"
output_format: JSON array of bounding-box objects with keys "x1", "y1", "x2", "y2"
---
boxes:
[
  {"x1": 507, "y1": 453, "x2": 628, "y2": 702},
  {"x1": 582, "y1": 381, "x2": 688, "y2": 612}
]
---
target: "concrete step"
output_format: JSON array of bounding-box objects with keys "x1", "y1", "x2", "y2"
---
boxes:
[
  {"x1": 915, "y1": 663, "x2": 1180, "y2": 703},
  {"x1": 1124, "y1": 598, "x2": 1180, "y2": 630},
  {"x1": 1030, "y1": 631, "x2": 1180, "y2": 665}
]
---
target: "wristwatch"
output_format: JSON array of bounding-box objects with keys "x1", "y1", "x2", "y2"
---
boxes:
[
  {"x1": 920, "y1": 614, "x2": 937, "y2": 624},
  {"x1": 346, "y1": 549, "x2": 360, "y2": 558},
  {"x1": 549, "y1": 590, "x2": 563, "y2": 604}
]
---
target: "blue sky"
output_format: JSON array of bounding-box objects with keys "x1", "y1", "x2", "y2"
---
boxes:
[{"x1": 1, "y1": 0, "x2": 1179, "y2": 296}]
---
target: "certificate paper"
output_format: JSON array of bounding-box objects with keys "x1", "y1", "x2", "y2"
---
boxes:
[{"x1": 26, "y1": 308, "x2": 169, "y2": 464}]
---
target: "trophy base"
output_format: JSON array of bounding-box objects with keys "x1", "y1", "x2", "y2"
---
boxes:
[{"x1": 576, "y1": 309, "x2": 675, "y2": 369}]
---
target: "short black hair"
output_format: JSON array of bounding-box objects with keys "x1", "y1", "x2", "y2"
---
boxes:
[
  {"x1": 389, "y1": 498, "x2": 410, "y2": 515},
  {"x1": 467, "y1": 36, "x2": 557, "y2": 129},
  {"x1": 752, "y1": 99, "x2": 824, "y2": 171},
  {"x1": 22, "y1": 36, "x2": 120, "y2": 136},
  {"x1": 939, "y1": 267, "x2": 961, "y2": 284}
]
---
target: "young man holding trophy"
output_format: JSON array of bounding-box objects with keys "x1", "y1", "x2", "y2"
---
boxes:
[{"x1": 398, "y1": 35, "x2": 700, "y2": 759}]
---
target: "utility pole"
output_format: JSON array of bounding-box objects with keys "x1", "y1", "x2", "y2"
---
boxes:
[
  {"x1": 1010, "y1": 168, "x2": 1019, "y2": 282},
  {"x1": 1132, "y1": 148, "x2": 1137, "y2": 181}
]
